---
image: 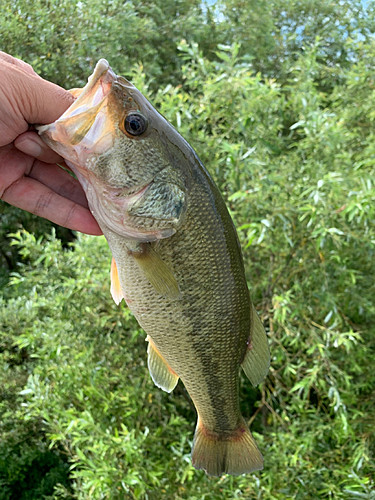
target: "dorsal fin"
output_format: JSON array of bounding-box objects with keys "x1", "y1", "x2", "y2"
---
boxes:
[{"x1": 241, "y1": 304, "x2": 270, "y2": 386}]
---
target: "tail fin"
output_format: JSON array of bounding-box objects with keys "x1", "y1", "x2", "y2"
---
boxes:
[{"x1": 191, "y1": 416, "x2": 263, "y2": 476}]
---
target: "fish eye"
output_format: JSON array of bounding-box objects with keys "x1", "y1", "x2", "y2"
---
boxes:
[{"x1": 124, "y1": 112, "x2": 148, "y2": 136}]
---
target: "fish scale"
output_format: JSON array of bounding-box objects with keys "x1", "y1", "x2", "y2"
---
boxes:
[{"x1": 37, "y1": 58, "x2": 270, "y2": 476}]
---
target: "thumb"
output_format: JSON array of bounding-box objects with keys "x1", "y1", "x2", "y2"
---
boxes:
[{"x1": 2, "y1": 57, "x2": 74, "y2": 126}]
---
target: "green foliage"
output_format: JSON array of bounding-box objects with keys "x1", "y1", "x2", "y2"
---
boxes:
[
  {"x1": 1, "y1": 0, "x2": 375, "y2": 498},
  {"x1": 0, "y1": 425, "x2": 71, "y2": 500},
  {"x1": 0, "y1": 0, "x2": 215, "y2": 88},
  {"x1": 218, "y1": 0, "x2": 375, "y2": 80},
  {"x1": 0, "y1": 202, "x2": 75, "y2": 286}
]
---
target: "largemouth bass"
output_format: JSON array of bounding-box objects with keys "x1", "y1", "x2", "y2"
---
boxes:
[{"x1": 38, "y1": 59, "x2": 270, "y2": 476}]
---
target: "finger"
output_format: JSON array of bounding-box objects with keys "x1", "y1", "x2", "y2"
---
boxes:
[
  {"x1": 0, "y1": 144, "x2": 86, "y2": 208},
  {"x1": 28, "y1": 159, "x2": 89, "y2": 209},
  {"x1": 15, "y1": 131, "x2": 64, "y2": 164},
  {"x1": 1, "y1": 175, "x2": 102, "y2": 235},
  {"x1": 0, "y1": 51, "x2": 38, "y2": 76},
  {"x1": 2, "y1": 60, "x2": 74, "y2": 125}
]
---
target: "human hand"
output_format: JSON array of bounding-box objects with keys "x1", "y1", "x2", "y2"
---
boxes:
[{"x1": 0, "y1": 52, "x2": 102, "y2": 235}]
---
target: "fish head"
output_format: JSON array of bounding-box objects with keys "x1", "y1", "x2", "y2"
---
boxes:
[{"x1": 38, "y1": 59, "x2": 188, "y2": 241}]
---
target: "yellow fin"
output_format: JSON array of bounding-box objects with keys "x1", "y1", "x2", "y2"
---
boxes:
[
  {"x1": 132, "y1": 244, "x2": 181, "y2": 301},
  {"x1": 110, "y1": 257, "x2": 123, "y2": 305},
  {"x1": 241, "y1": 304, "x2": 270, "y2": 386},
  {"x1": 191, "y1": 416, "x2": 263, "y2": 476},
  {"x1": 146, "y1": 336, "x2": 179, "y2": 393}
]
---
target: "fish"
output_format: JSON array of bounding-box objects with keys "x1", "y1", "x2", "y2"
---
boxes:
[{"x1": 37, "y1": 59, "x2": 270, "y2": 476}]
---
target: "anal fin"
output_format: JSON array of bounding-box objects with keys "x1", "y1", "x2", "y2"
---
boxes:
[
  {"x1": 132, "y1": 243, "x2": 181, "y2": 301},
  {"x1": 110, "y1": 257, "x2": 123, "y2": 305},
  {"x1": 146, "y1": 336, "x2": 179, "y2": 393},
  {"x1": 241, "y1": 304, "x2": 270, "y2": 386}
]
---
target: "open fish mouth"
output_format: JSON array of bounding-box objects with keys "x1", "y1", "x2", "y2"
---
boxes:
[
  {"x1": 37, "y1": 58, "x2": 138, "y2": 167},
  {"x1": 67, "y1": 59, "x2": 115, "y2": 117},
  {"x1": 37, "y1": 59, "x2": 118, "y2": 156}
]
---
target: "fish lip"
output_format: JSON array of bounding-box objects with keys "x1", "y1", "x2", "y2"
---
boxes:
[
  {"x1": 68, "y1": 59, "x2": 115, "y2": 112},
  {"x1": 73, "y1": 61, "x2": 135, "y2": 106},
  {"x1": 84, "y1": 58, "x2": 111, "y2": 94},
  {"x1": 90, "y1": 58, "x2": 110, "y2": 79}
]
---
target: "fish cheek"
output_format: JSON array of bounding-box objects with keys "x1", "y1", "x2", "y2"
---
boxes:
[{"x1": 91, "y1": 134, "x2": 171, "y2": 189}]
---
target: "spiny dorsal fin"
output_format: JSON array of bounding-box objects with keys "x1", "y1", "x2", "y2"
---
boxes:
[
  {"x1": 146, "y1": 336, "x2": 179, "y2": 393},
  {"x1": 132, "y1": 243, "x2": 181, "y2": 301},
  {"x1": 110, "y1": 256, "x2": 123, "y2": 305},
  {"x1": 241, "y1": 304, "x2": 270, "y2": 386}
]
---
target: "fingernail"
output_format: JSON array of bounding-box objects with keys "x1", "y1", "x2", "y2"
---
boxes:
[{"x1": 16, "y1": 138, "x2": 42, "y2": 158}]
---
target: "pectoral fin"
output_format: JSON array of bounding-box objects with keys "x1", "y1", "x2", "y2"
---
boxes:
[
  {"x1": 110, "y1": 257, "x2": 123, "y2": 305},
  {"x1": 132, "y1": 243, "x2": 181, "y2": 301},
  {"x1": 241, "y1": 304, "x2": 270, "y2": 386},
  {"x1": 146, "y1": 336, "x2": 179, "y2": 393}
]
